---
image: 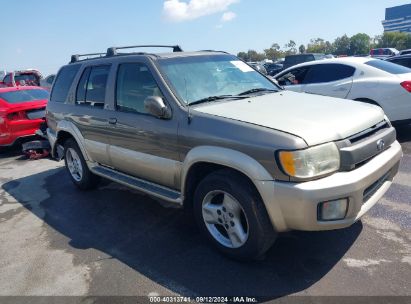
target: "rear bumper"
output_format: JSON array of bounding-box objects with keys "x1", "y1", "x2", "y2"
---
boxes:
[
  {"x1": 0, "y1": 119, "x2": 44, "y2": 146},
  {"x1": 257, "y1": 140, "x2": 402, "y2": 232}
]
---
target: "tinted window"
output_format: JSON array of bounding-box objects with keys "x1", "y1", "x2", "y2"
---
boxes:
[
  {"x1": 365, "y1": 60, "x2": 411, "y2": 74},
  {"x1": 50, "y1": 65, "x2": 81, "y2": 102},
  {"x1": 116, "y1": 63, "x2": 163, "y2": 113},
  {"x1": 75, "y1": 66, "x2": 109, "y2": 107},
  {"x1": 76, "y1": 67, "x2": 91, "y2": 103},
  {"x1": 0, "y1": 89, "x2": 49, "y2": 103},
  {"x1": 277, "y1": 67, "x2": 310, "y2": 86},
  {"x1": 304, "y1": 64, "x2": 355, "y2": 84},
  {"x1": 3, "y1": 75, "x2": 11, "y2": 83},
  {"x1": 388, "y1": 58, "x2": 411, "y2": 68}
]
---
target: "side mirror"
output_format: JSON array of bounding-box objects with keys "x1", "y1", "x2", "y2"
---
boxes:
[{"x1": 144, "y1": 96, "x2": 171, "y2": 119}]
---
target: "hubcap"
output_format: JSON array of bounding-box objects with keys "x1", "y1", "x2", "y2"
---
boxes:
[
  {"x1": 202, "y1": 190, "x2": 249, "y2": 248},
  {"x1": 66, "y1": 148, "x2": 83, "y2": 182}
]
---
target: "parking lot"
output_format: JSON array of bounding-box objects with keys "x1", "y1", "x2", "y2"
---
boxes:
[{"x1": 0, "y1": 125, "x2": 410, "y2": 300}]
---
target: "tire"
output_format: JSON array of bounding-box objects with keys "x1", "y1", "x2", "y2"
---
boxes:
[
  {"x1": 64, "y1": 139, "x2": 99, "y2": 190},
  {"x1": 193, "y1": 169, "x2": 277, "y2": 260}
]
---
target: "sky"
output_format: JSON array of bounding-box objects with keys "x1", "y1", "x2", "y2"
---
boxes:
[{"x1": 1, "y1": 0, "x2": 409, "y2": 75}]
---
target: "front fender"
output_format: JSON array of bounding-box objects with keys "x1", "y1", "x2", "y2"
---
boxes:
[{"x1": 181, "y1": 146, "x2": 287, "y2": 231}]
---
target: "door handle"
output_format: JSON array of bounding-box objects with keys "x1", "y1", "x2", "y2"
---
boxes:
[{"x1": 108, "y1": 118, "x2": 117, "y2": 125}]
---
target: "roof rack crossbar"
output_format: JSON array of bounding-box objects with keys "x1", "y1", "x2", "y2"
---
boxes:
[
  {"x1": 106, "y1": 45, "x2": 183, "y2": 56},
  {"x1": 70, "y1": 53, "x2": 106, "y2": 63}
]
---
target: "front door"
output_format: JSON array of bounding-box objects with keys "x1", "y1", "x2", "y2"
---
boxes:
[{"x1": 106, "y1": 62, "x2": 180, "y2": 190}]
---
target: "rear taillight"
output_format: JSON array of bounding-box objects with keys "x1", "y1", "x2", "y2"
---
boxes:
[
  {"x1": 400, "y1": 81, "x2": 411, "y2": 93},
  {"x1": 7, "y1": 111, "x2": 27, "y2": 121}
]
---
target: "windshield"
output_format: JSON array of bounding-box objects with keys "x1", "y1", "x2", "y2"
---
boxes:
[
  {"x1": 157, "y1": 54, "x2": 279, "y2": 105},
  {"x1": 0, "y1": 89, "x2": 49, "y2": 103},
  {"x1": 365, "y1": 59, "x2": 411, "y2": 74}
]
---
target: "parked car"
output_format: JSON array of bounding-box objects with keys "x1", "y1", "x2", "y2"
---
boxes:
[
  {"x1": 46, "y1": 45, "x2": 401, "y2": 260},
  {"x1": 0, "y1": 86, "x2": 49, "y2": 147},
  {"x1": 274, "y1": 57, "x2": 411, "y2": 124},
  {"x1": 0, "y1": 69, "x2": 43, "y2": 87},
  {"x1": 282, "y1": 53, "x2": 325, "y2": 70},
  {"x1": 247, "y1": 62, "x2": 268, "y2": 75},
  {"x1": 40, "y1": 74, "x2": 56, "y2": 89},
  {"x1": 398, "y1": 49, "x2": 411, "y2": 56},
  {"x1": 264, "y1": 63, "x2": 284, "y2": 76},
  {"x1": 386, "y1": 54, "x2": 411, "y2": 69},
  {"x1": 369, "y1": 48, "x2": 399, "y2": 58}
]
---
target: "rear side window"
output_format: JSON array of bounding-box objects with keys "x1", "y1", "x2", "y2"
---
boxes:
[
  {"x1": 50, "y1": 65, "x2": 81, "y2": 102},
  {"x1": 365, "y1": 60, "x2": 411, "y2": 74},
  {"x1": 0, "y1": 89, "x2": 49, "y2": 103},
  {"x1": 303, "y1": 64, "x2": 355, "y2": 84},
  {"x1": 75, "y1": 65, "x2": 110, "y2": 107}
]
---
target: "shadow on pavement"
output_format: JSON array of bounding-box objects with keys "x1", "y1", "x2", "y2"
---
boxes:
[
  {"x1": 395, "y1": 123, "x2": 411, "y2": 143},
  {"x1": 2, "y1": 168, "x2": 362, "y2": 299}
]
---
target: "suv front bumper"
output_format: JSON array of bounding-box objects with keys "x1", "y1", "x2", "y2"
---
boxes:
[{"x1": 257, "y1": 140, "x2": 402, "y2": 232}]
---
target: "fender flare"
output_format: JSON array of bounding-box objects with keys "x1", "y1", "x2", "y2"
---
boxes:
[
  {"x1": 181, "y1": 146, "x2": 287, "y2": 231},
  {"x1": 55, "y1": 120, "x2": 91, "y2": 161}
]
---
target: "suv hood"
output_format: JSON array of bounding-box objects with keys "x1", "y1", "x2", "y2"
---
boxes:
[{"x1": 193, "y1": 91, "x2": 385, "y2": 146}]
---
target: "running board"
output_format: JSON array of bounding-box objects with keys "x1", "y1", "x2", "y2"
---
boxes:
[{"x1": 90, "y1": 165, "x2": 182, "y2": 206}]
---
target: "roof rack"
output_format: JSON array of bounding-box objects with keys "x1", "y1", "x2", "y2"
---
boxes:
[
  {"x1": 70, "y1": 53, "x2": 106, "y2": 63},
  {"x1": 106, "y1": 45, "x2": 183, "y2": 56}
]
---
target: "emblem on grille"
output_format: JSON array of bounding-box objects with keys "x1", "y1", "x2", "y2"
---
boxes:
[{"x1": 376, "y1": 139, "x2": 385, "y2": 151}]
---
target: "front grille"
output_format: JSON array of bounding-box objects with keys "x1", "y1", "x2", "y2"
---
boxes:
[
  {"x1": 363, "y1": 170, "x2": 391, "y2": 203},
  {"x1": 348, "y1": 120, "x2": 389, "y2": 144},
  {"x1": 339, "y1": 120, "x2": 395, "y2": 171}
]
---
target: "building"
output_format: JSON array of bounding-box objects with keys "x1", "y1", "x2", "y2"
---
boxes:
[{"x1": 382, "y1": 3, "x2": 411, "y2": 33}]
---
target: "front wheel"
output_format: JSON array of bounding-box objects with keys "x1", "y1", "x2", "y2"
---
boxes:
[
  {"x1": 193, "y1": 169, "x2": 277, "y2": 260},
  {"x1": 64, "y1": 139, "x2": 99, "y2": 190}
]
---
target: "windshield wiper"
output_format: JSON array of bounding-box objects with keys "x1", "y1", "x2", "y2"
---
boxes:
[
  {"x1": 188, "y1": 95, "x2": 246, "y2": 106},
  {"x1": 237, "y1": 88, "x2": 278, "y2": 96}
]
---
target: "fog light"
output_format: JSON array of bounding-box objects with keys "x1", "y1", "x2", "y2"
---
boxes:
[{"x1": 318, "y1": 198, "x2": 348, "y2": 221}]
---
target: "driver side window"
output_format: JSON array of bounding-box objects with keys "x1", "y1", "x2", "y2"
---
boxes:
[
  {"x1": 277, "y1": 67, "x2": 309, "y2": 86},
  {"x1": 116, "y1": 63, "x2": 164, "y2": 114}
]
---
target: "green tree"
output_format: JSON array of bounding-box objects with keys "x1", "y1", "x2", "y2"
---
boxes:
[
  {"x1": 375, "y1": 32, "x2": 411, "y2": 50},
  {"x1": 299, "y1": 44, "x2": 306, "y2": 54},
  {"x1": 264, "y1": 43, "x2": 283, "y2": 60},
  {"x1": 333, "y1": 34, "x2": 351, "y2": 55},
  {"x1": 350, "y1": 33, "x2": 370, "y2": 55},
  {"x1": 237, "y1": 51, "x2": 249, "y2": 61},
  {"x1": 284, "y1": 40, "x2": 297, "y2": 55},
  {"x1": 306, "y1": 38, "x2": 332, "y2": 53}
]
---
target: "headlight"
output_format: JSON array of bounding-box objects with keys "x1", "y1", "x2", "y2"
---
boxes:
[{"x1": 278, "y1": 142, "x2": 340, "y2": 179}]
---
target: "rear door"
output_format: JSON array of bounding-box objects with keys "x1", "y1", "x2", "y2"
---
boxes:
[
  {"x1": 71, "y1": 65, "x2": 114, "y2": 166},
  {"x1": 275, "y1": 66, "x2": 310, "y2": 93},
  {"x1": 301, "y1": 63, "x2": 355, "y2": 98}
]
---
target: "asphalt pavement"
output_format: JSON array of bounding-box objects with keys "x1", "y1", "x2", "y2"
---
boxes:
[{"x1": 0, "y1": 125, "x2": 410, "y2": 301}]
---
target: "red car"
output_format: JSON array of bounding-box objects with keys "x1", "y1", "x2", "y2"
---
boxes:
[
  {"x1": 0, "y1": 70, "x2": 43, "y2": 87},
  {"x1": 0, "y1": 86, "x2": 49, "y2": 147}
]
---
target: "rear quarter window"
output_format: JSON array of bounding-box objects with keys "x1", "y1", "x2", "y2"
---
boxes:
[
  {"x1": 303, "y1": 64, "x2": 355, "y2": 84},
  {"x1": 50, "y1": 65, "x2": 81, "y2": 102},
  {"x1": 365, "y1": 60, "x2": 411, "y2": 75},
  {"x1": 0, "y1": 89, "x2": 49, "y2": 103}
]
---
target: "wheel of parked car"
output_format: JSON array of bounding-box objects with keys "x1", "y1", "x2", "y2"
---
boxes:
[
  {"x1": 193, "y1": 169, "x2": 277, "y2": 260},
  {"x1": 64, "y1": 139, "x2": 100, "y2": 190}
]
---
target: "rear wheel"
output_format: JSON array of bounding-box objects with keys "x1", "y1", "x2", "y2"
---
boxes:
[
  {"x1": 193, "y1": 169, "x2": 277, "y2": 260},
  {"x1": 64, "y1": 139, "x2": 99, "y2": 190}
]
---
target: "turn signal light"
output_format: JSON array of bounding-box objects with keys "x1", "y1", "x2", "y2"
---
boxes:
[{"x1": 400, "y1": 81, "x2": 411, "y2": 93}]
